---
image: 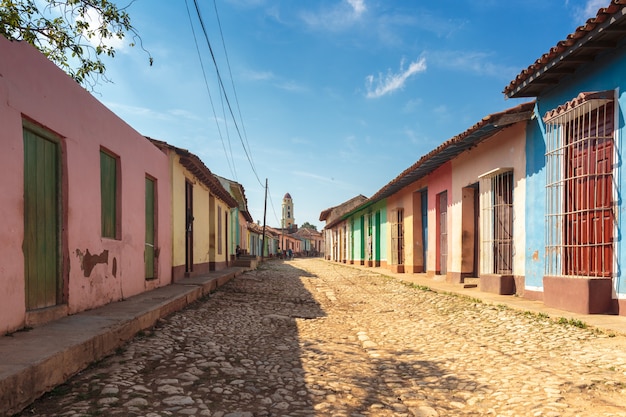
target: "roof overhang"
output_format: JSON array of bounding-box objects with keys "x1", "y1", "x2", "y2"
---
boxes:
[
  {"x1": 504, "y1": 2, "x2": 626, "y2": 98},
  {"x1": 323, "y1": 101, "x2": 535, "y2": 230},
  {"x1": 367, "y1": 101, "x2": 534, "y2": 204}
]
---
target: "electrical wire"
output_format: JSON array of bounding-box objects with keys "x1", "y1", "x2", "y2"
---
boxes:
[
  {"x1": 191, "y1": 0, "x2": 264, "y2": 188},
  {"x1": 211, "y1": 0, "x2": 258, "y2": 177},
  {"x1": 266, "y1": 184, "x2": 282, "y2": 227},
  {"x1": 183, "y1": 0, "x2": 236, "y2": 180}
]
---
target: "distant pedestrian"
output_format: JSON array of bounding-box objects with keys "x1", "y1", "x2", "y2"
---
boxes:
[
  {"x1": 236, "y1": 245, "x2": 241, "y2": 259},
  {"x1": 287, "y1": 248, "x2": 293, "y2": 260}
]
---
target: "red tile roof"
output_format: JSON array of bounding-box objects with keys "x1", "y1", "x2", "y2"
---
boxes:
[
  {"x1": 504, "y1": 1, "x2": 626, "y2": 98},
  {"x1": 367, "y1": 100, "x2": 535, "y2": 204},
  {"x1": 148, "y1": 138, "x2": 239, "y2": 209},
  {"x1": 542, "y1": 90, "x2": 614, "y2": 121},
  {"x1": 319, "y1": 194, "x2": 368, "y2": 224}
]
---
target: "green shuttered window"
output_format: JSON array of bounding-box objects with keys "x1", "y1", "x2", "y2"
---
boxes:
[{"x1": 100, "y1": 150, "x2": 118, "y2": 239}]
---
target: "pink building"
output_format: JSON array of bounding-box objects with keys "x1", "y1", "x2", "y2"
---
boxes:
[{"x1": 0, "y1": 38, "x2": 172, "y2": 334}]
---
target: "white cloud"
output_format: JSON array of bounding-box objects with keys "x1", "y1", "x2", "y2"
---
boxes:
[
  {"x1": 365, "y1": 57, "x2": 427, "y2": 98},
  {"x1": 428, "y1": 50, "x2": 519, "y2": 79},
  {"x1": 300, "y1": 0, "x2": 368, "y2": 31},
  {"x1": 582, "y1": 0, "x2": 607, "y2": 19},
  {"x1": 292, "y1": 171, "x2": 353, "y2": 189},
  {"x1": 81, "y1": 7, "x2": 127, "y2": 51},
  {"x1": 242, "y1": 69, "x2": 275, "y2": 81},
  {"x1": 240, "y1": 67, "x2": 306, "y2": 92},
  {"x1": 104, "y1": 102, "x2": 202, "y2": 123},
  {"x1": 276, "y1": 80, "x2": 309, "y2": 93},
  {"x1": 347, "y1": 0, "x2": 367, "y2": 17},
  {"x1": 568, "y1": 0, "x2": 606, "y2": 22}
]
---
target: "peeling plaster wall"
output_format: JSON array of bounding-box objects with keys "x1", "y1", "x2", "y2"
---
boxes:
[{"x1": 0, "y1": 38, "x2": 172, "y2": 332}]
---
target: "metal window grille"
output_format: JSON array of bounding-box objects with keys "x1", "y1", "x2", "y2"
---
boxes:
[
  {"x1": 390, "y1": 209, "x2": 405, "y2": 265},
  {"x1": 544, "y1": 96, "x2": 615, "y2": 277},
  {"x1": 480, "y1": 170, "x2": 513, "y2": 274}
]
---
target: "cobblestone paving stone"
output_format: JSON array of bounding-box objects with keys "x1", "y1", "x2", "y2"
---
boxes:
[{"x1": 15, "y1": 259, "x2": 626, "y2": 417}]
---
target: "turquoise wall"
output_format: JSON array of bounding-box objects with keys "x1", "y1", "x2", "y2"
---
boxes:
[
  {"x1": 345, "y1": 200, "x2": 387, "y2": 264},
  {"x1": 524, "y1": 42, "x2": 626, "y2": 295}
]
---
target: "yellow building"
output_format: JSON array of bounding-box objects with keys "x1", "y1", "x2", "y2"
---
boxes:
[{"x1": 150, "y1": 139, "x2": 239, "y2": 280}]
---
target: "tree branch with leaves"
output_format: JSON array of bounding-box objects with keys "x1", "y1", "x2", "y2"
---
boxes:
[{"x1": 0, "y1": 0, "x2": 152, "y2": 88}]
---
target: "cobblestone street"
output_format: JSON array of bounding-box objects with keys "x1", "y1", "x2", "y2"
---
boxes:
[{"x1": 16, "y1": 259, "x2": 626, "y2": 417}]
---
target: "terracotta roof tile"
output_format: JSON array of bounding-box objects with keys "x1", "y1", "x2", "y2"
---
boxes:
[
  {"x1": 542, "y1": 90, "x2": 614, "y2": 121},
  {"x1": 367, "y1": 100, "x2": 535, "y2": 204},
  {"x1": 504, "y1": 1, "x2": 626, "y2": 98},
  {"x1": 148, "y1": 138, "x2": 239, "y2": 209}
]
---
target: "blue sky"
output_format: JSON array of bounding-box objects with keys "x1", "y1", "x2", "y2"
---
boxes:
[{"x1": 93, "y1": 0, "x2": 607, "y2": 230}]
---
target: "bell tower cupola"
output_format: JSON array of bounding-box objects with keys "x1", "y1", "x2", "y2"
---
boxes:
[{"x1": 282, "y1": 193, "x2": 294, "y2": 231}]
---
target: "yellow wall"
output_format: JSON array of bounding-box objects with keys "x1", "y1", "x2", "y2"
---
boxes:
[
  {"x1": 386, "y1": 178, "x2": 428, "y2": 272},
  {"x1": 193, "y1": 180, "x2": 211, "y2": 266},
  {"x1": 213, "y1": 197, "x2": 230, "y2": 265},
  {"x1": 171, "y1": 157, "x2": 187, "y2": 269},
  {"x1": 170, "y1": 154, "x2": 227, "y2": 272}
]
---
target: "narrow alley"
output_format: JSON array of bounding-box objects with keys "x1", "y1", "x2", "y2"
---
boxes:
[{"x1": 16, "y1": 259, "x2": 626, "y2": 417}]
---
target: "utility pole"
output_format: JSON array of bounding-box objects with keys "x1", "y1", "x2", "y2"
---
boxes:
[{"x1": 261, "y1": 178, "x2": 268, "y2": 262}]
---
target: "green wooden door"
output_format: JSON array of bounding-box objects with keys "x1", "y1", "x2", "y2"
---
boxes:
[
  {"x1": 145, "y1": 177, "x2": 156, "y2": 279},
  {"x1": 23, "y1": 128, "x2": 61, "y2": 310}
]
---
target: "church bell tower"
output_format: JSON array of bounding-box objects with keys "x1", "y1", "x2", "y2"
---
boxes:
[{"x1": 282, "y1": 193, "x2": 294, "y2": 231}]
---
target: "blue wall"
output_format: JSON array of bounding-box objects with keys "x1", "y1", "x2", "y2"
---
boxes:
[
  {"x1": 524, "y1": 42, "x2": 626, "y2": 295},
  {"x1": 524, "y1": 116, "x2": 547, "y2": 289}
]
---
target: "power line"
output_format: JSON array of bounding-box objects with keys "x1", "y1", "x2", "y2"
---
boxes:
[
  {"x1": 211, "y1": 0, "x2": 258, "y2": 177},
  {"x1": 267, "y1": 184, "x2": 281, "y2": 227},
  {"x1": 191, "y1": 0, "x2": 264, "y2": 188},
  {"x1": 183, "y1": 0, "x2": 237, "y2": 180}
]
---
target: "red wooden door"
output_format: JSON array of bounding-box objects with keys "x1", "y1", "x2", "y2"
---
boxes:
[{"x1": 565, "y1": 103, "x2": 613, "y2": 277}]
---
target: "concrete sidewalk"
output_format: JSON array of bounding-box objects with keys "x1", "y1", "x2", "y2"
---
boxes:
[
  {"x1": 341, "y1": 262, "x2": 626, "y2": 337},
  {"x1": 0, "y1": 266, "x2": 252, "y2": 417}
]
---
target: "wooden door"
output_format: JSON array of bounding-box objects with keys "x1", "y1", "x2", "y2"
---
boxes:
[
  {"x1": 472, "y1": 185, "x2": 480, "y2": 276},
  {"x1": 185, "y1": 181, "x2": 193, "y2": 274},
  {"x1": 421, "y1": 190, "x2": 428, "y2": 272},
  {"x1": 375, "y1": 211, "x2": 382, "y2": 265},
  {"x1": 145, "y1": 177, "x2": 156, "y2": 279},
  {"x1": 23, "y1": 128, "x2": 62, "y2": 310},
  {"x1": 438, "y1": 191, "x2": 448, "y2": 275},
  {"x1": 391, "y1": 209, "x2": 404, "y2": 266}
]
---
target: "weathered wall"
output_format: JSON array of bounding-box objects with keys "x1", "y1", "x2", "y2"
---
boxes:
[{"x1": 0, "y1": 38, "x2": 172, "y2": 333}]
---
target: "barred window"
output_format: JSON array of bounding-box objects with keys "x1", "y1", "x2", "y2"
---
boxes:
[
  {"x1": 544, "y1": 92, "x2": 615, "y2": 278},
  {"x1": 479, "y1": 169, "x2": 513, "y2": 275}
]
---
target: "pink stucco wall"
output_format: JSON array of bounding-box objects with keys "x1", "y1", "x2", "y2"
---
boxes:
[
  {"x1": 0, "y1": 38, "x2": 172, "y2": 333},
  {"x1": 427, "y1": 161, "x2": 453, "y2": 212},
  {"x1": 427, "y1": 162, "x2": 453, "y2": 274},
  {"x1": 451, "y1": 122, "x2": 527, "y2": 276}
]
